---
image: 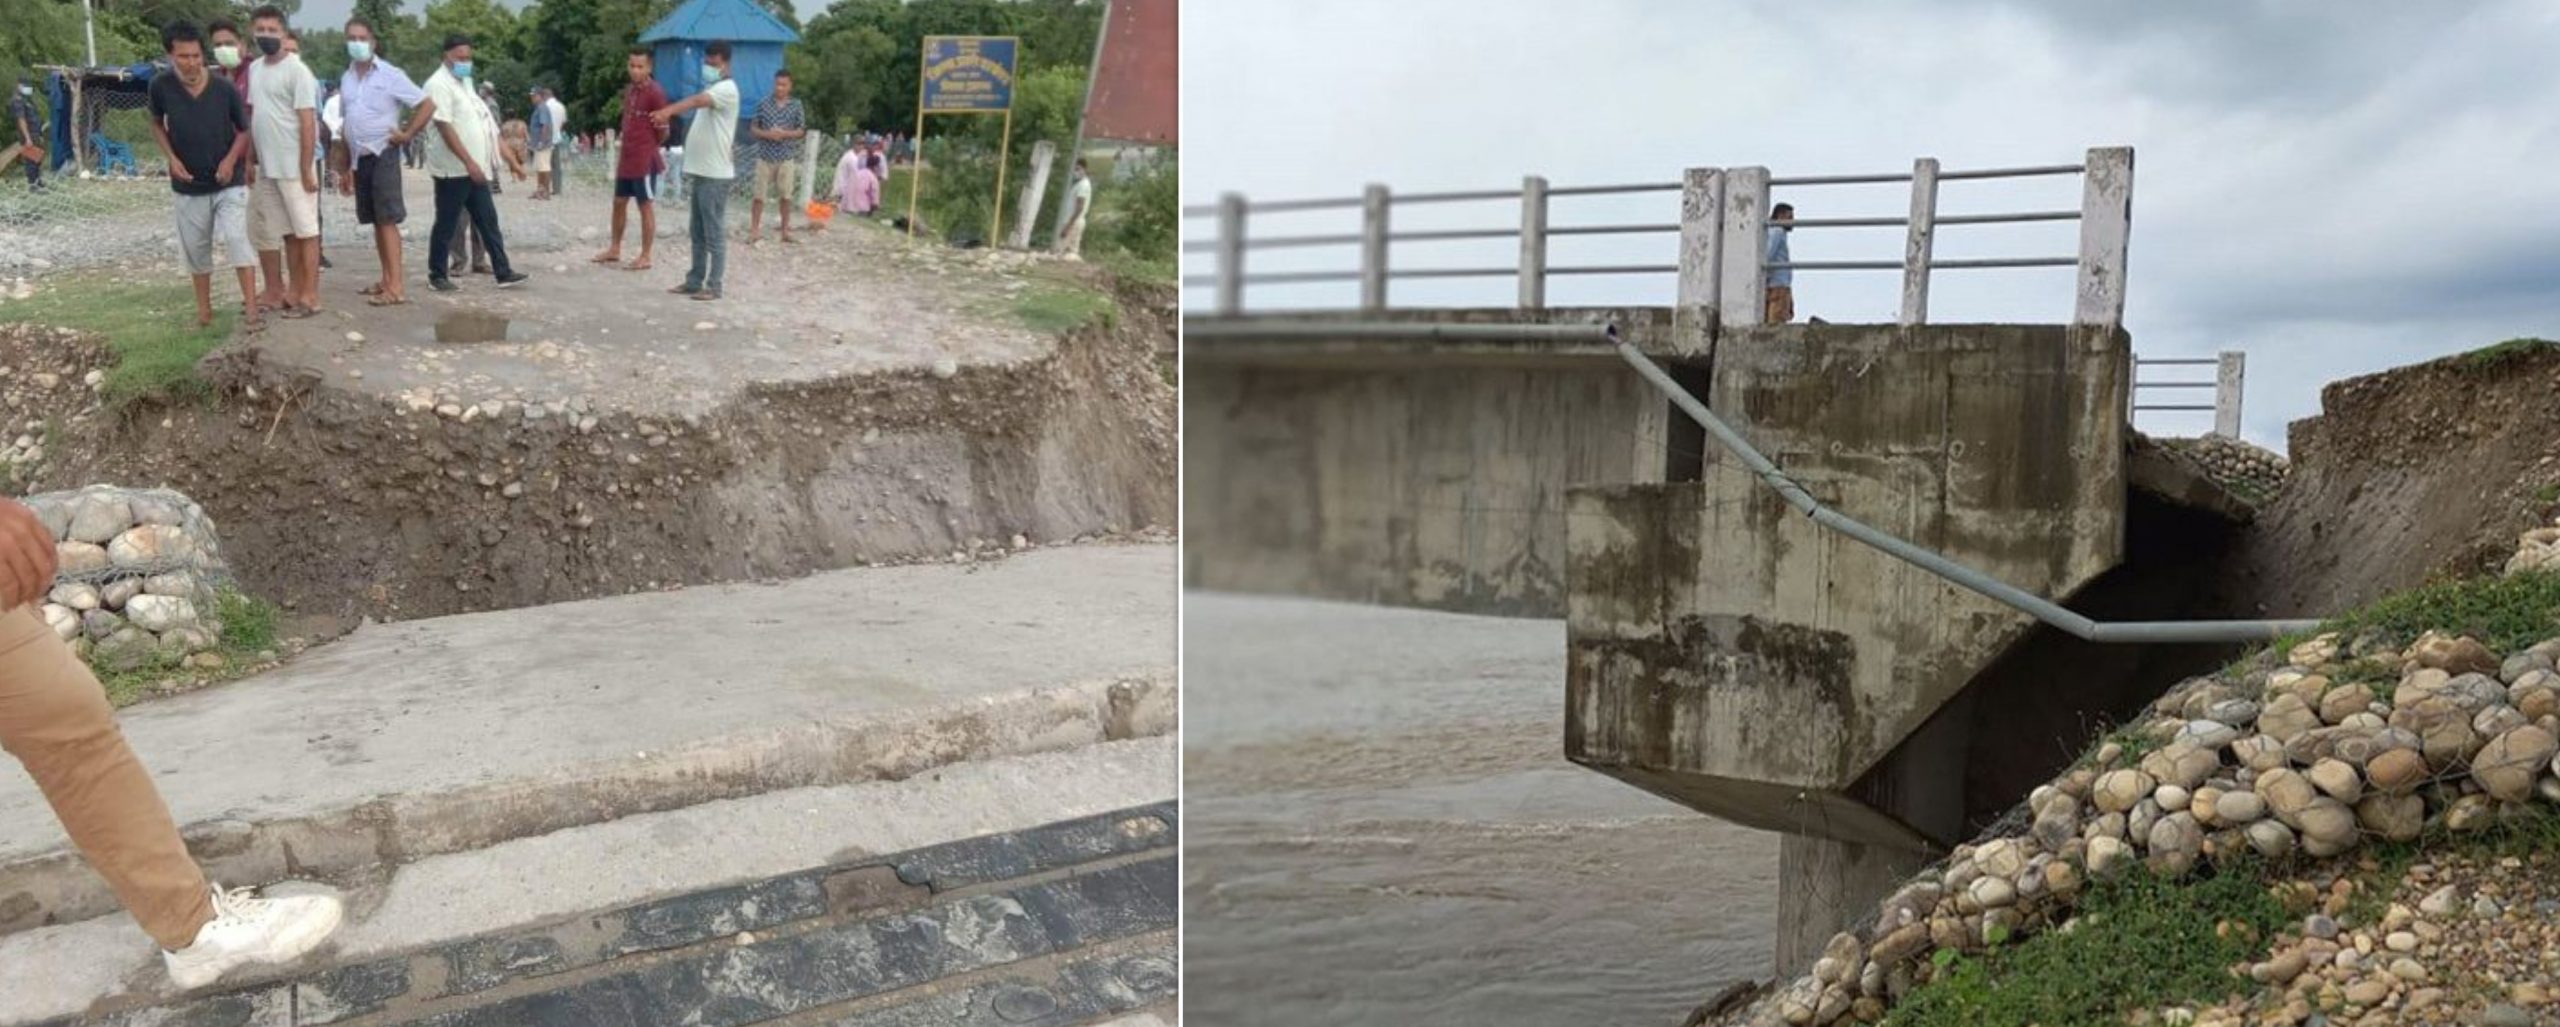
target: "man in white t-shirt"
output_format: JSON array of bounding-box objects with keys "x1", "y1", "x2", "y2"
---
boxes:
[
  {"x1": 420, "y1": 33, "x2": 525, "y2": 291},
  {"x1": 650, "y1": 39, "x2": 740, "y2": 301},
  {"x1": 244, "y1": 5, "x2": 321, "y2": 316},
  {"x1": 1053, "y1": 158, "x2": 1094, "y2": 259}
]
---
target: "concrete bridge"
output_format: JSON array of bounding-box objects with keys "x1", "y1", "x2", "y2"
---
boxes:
[{"x1": 1183, "y1": 148, "x2": 2291, "y2": 966}]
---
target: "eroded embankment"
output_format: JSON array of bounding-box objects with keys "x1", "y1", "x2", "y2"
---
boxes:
[{"x1": 0, "y1": 280, "x2": 1174, "y2": 623}]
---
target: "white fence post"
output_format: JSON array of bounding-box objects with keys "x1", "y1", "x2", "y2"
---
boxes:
[
  {"x1": 1361, "y1": 183, "x2": 1390, "y2": 313},
  {"x1": 1717, "y1": 167, "x2": 1770, "y2": 329},
  {"x1": 1900, "y1": 157, "x2": 1939, "y2": 326},
  {"x1": 1518, "y1": 175, "x2": 1548, "y2": 310},
  {"x1": 1009, "y1": 140, "x2": 1056, "y2": 249},
  {"x1": 1216, "y1": 192, "x2": 1247, "y2": 316},
  {"x1": 798, "y1": 133, "x2": 820, "y2": 211},
  {"x1": 2215, "y1": 351, "x2": 2245, "y2": 439},
  {"x1": 1679, "y1": 168, "x2": 1724, "y2": 330},
  {"x1": 2075, "y1": 146, "x2": 2135, "y2": 328}
]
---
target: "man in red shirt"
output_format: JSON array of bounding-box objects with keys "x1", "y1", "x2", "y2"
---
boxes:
[{"x1": 593, "y1": 47, "x2": 667, "y2": 270}]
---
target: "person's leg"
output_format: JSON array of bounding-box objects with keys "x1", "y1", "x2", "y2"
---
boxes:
[
  {"x1": 749, "y1": 163, "x2": 768, "y2": 243},
  {"x1": 679, "y1": 176, "x2": 708, "y2": 293},
  {"x1": 698, "y1": 180, "x2": 728, "y2": 296},
  {"x1": 777, "y1": 163, "x2": 795, "y2": 241},
  {"x1": 249, "y1": 182, "x2": 289, "y2": 310},
  {"x1": 635, "y1": 179, "x2": 656, "y2": 269},
  {"x1": 0, "y1": 606, "x2": 214, "y2": 952},
  {"x1": 465, "y1": 181, "x2": 514, "y2": 278},
  {"x1": 599, "y1": 191, "x2": 628, "y2": 262},
  {"x1": 427, "y1": 176, "x2": 460, "y2": 283},
  {"x1": 175, "y1": 194, "x2": 217, "y2": 326},
  {"x1": 215, "y1": 187, "x2": 261, "y2": 330}
]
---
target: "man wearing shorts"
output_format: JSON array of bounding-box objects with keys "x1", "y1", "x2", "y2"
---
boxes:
[
  {"x1": 594, "y1": 47, "x2": 666, "y2": 270},
  {"x1": 332, "y1": 15, "x2": 433, "y2": 306},
  {"x1": 244, "y1": 6, "x2": 321, "y2": 318},
  {"x1": 746, "y1": 69, "x2": 805, "y2": 245},
  {"x1": 146, "y1": 22, "x2": 259, "y2": 332},
  {"x1": 527, "y1": 86, "x2": 555, "y2": 200}
]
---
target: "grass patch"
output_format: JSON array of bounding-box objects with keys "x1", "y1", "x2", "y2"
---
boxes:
[
  {"x1": 4, "y1": 273, "x2": 232, "y2": 407},
  {"x1": 1013, "y1": 284, "x2": 1116, "y2": 334},
  {"x1": 1094, "y1": 247, "x2": 1176, "y2": 288},
  {"x1": 2536, "y1": 482, "x2": 2560, "y2": 507},
  {"x1": 2301, "y1": 569, "x2": 2560, "y2": 655},
  {"x1": 2451, "y1": 337, "x2": 2557, "y2": 374},
  {"x1": 92, "y1": 586, "x2": 283, "y2": 708},
  {"x1": 1885, "y1": 864, "x2": 2288, "y2": 1027}
]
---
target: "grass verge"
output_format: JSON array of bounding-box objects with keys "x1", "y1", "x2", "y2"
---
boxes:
[
  {"x1": 1885, "y1": 863, "x2": 2288, "y2": 1026},
  {"x1": 4, "y1": 273, "x2": 232, "y2": 407},
  {"x1": 2451, "y1": 337, "x2": 2557, "y2": 374},
  {"x1": 1014, "y1": 284, "x2": 1117, "y2": 334}
]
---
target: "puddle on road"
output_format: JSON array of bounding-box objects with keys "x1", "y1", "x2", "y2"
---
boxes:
[{"x1": 431, "y1": 310, "x2": 520, "y2": 344}]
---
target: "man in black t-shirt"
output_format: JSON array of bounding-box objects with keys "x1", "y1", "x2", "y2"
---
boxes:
[{"x1": 147, "y1": 22, "x2": 261, "y2": 331}]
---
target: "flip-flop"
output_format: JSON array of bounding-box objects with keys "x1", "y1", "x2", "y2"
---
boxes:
[
  {"x1": 367, "y1": 293, "x2": 407, "y2": 307},
  {"x1": 239, "y1": 313, "x2": 267, "y2": 334},
  {"x1": 590, "y1": 253, "x2": 620, "y2": 264},
  {"x1": 624, "y1": 259, "x2": 652, "y2": 271},
  {"x1": 280, "y1": 305, "x2": 320, "y2": 320},
  {"x1": 358, "y1": 282, "x2": 386, "y2": 296}
]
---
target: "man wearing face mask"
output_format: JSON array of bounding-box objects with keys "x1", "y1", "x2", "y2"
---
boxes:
[
  {"x1": 420, "y1": 34, "x2": 525, "y2": 291},
  {"x1": 243, "y1": 6, "x2": 322, "y2": 318},
  {"x1": 7, "y1": 78, "x2": 40, "y2": 192},
  {"x1": 331, "y1": 16, "x2": 432, "y2": 306},
  {"x1": 650, "y1": 39, "x2": 740, "y2": 302}
]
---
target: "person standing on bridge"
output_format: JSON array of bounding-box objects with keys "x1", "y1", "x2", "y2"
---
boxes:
[
  {"x1": 745, "y1": 69, "x2": 807, "y2": 245},
  {"x1": 421, "y1": 34, "x2": 527, "y2": 292},
  {"x1": 0, "y1": 497, "x2": 344, "y2": 988},
  {"x1": 593, "y1": 47, "x2": 666, "y2": 271},
  {"x1": 333, "y1": 15, "x2": 434, "y2": 307},
  {"x1": 1765, "y1": 202, "x2": 1796, "y2": 324},
  {"x1": 145, "y1": 22, "x2": 260, "y2": 333}
]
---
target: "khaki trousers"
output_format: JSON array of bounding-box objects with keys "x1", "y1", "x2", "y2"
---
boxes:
[{"x1": 0, "y1": 604, "x2": 212, "y2": 950}]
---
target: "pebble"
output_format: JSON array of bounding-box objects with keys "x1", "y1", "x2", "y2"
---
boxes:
[
  {"x1": 2483, "y1": 1005, "x2": 2535, "y2": 1027},
  {"x1": 2417, "y1": 884, "x2": 2460, "y2": 916}
]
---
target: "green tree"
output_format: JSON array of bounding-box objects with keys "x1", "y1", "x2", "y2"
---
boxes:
[{"x1": 517, "y1": 0, "x2": 667, "y2": 134}]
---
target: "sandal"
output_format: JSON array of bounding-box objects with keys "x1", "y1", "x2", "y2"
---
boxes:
[
  {"x1": 625, "y1": 258, "x2": 652, "y2": 271},
  {"x1": 280, "y1": 304, "x2": 320, "y2": 320},
  {"x1": 590, "y1": 252, "x2": 621, "y2": 264},
  {"x1": 358, "y1": 282, "x2": 386, "y2": 297},
  {"x1": 367, "y1": 293, "x2": 407, "y2": 307}
]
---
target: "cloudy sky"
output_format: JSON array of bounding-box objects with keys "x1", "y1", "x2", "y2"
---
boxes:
[{"x1": 1181, "y1": 0, "x2": 2560, "y2": 450}]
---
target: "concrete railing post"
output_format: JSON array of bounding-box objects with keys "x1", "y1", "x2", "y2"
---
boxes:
[
  {"x1": 1216, "y1": 192, "x2": 1247, "y2": 316},
  {"x1": 1361, "y1": 184, "x2": 1390, "y2": 313},
  {"x1": 1678, "y1": 168, "x2": 1725, "y2": 325},
  {"x1": 1010, "y1": 140, "x2": 1057, "y2": 249},
  {"x1": 798, "y1": 133, "x2": 820, "y2": 210},
  {"x1": 1518, "y1": 175, "x2": 1549, "y2": 310},
  {"x1": 1717, "y1": 167, "x2": 1771, "y2": 329},
  {"x1": 1901, "y1": 157, "x2": 1940, "y2": 326},
  {"x1": 2215, "y1": 351, "x2": 2245, "y2": 439},
  {"x1": 2075, "y1": 147, "x2": 2135, "y2": 328}
]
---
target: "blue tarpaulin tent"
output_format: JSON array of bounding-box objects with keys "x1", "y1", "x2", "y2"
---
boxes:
[
  {"x1": 38, "y1": 62, "x2": 162, "y2": 172},
  {"x1": 637, "y1": 0, "x2": 797, "y2": 158}
]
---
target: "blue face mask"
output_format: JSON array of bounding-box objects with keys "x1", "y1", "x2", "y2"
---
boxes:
[
  {"x1": 701, "y1": 64, "x2": 723, "y2": 83},
  {"x1": 451, "y1": 60, "x2": 473, "y2": 80},
  {"x1": 347, "y1": 40, "x2": 372, "y2": 63}
]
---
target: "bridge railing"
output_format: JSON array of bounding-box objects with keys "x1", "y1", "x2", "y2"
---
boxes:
[
  {"x1": 1183, "y1": 147, "x2": 2133, "y2": 329},
  {"x1": 2132, "y1": 352, "x2": 2245, "y2": 439}
]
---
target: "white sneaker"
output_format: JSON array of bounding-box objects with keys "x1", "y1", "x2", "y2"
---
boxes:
[{"x1": 161, "y1": 883, "x2": 345, "y2": 990}]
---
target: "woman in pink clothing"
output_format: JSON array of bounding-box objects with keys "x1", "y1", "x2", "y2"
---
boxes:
[{"x1": 832, "y1": 139, "x2": 880, "y2": 216}]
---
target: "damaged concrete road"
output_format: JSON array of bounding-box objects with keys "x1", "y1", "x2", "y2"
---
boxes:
[{"x1": 0, "y1": 543, "x2": 1175, "y2": 954}]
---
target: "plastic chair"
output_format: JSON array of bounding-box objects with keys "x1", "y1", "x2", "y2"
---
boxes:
[{"x1": 89, "y1": 133, "x2": 138, "y2": 176}]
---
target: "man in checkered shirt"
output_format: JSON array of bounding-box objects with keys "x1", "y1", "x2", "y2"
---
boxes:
[{"x1": 746, "y1": 69, "x2": 807, "y2": 244}]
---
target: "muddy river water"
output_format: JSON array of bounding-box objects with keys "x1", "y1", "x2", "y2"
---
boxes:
[{"x1": 1184, "y1": 593, "x2": 1782, "y2": 1025}]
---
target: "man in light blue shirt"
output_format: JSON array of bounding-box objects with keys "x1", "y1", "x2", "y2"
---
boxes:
[
  {"x1": 1765, "y1": 202, "x2": 1795, "y2": 324},
  {"x1": 332, "y1": 15, "x2": 433, "y2": 305}
]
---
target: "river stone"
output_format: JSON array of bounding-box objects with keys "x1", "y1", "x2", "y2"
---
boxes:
[
  {"x1": 1966, "y1": 875, "x2": 2016, "y2": 911},
  {"x1": 2401, "y1": 667, "x2": 2453, "y2": 705},
  {"x1": 108, "y1": 525, "x2": 194, "y2": 569},
  {"x1": 1928, "y1": 915, "x2": 1969, "y2": 953},
  {"x1": 2085, "y1": 811, "x2": 2126, "y2": 843},
  {"x1": 91, "y1": 627, "x2": 156, "y2": 671},
  {"x1": 2246, "y1": 819, "x2": 2297, "y2": 858},
  {"x1": 159, "y1": 626, "x2": 212, "y2": 655},
  {"x1": 56, "y1": 541, "x2": 109, "y2": 576},
  {"x1": 2339, "y1": 711, "x2": 2388, "y2": 732},
  {"x1": 2445, "y1": 793, "x2": 2495, "y2": 832},
  {"x1": 2356, "y1": 792, "x2": 2424, "y2": 842},
  {"x1": 2391, "y1": 696, "x2": 2481, "y2": 770},
  {"x1": 2128, "y1": 798, "x2": 2162, "y2": 845},
  {"x1": 2257, "y1": 767, "x2": 2320, "y2": 826},
  {"x1": 2093, "y1": 769, "x2": 2154, "y2": 813},
  {"x1": 99, "y1": 578, "x2": 142, "y2": 609},
  {"x1": 2441, "y1": 673, "x2": 2508, "y2": 713},
  {"x1": 48, "y1": 581, "x2": 100, "y2": 611},
  {"x1": 2177, "y1": 719, "x2": 2240, "y2": 750},
  {"x1": 80, "y1": 608, "x2": 125, "y2": 641},
  {"x1": 2147, "y1": 812, "x2": 2204, "y2": 876},
  {"x1": 2473, "y1": 725, "x2": 2558, "y2": 801},
  {"x1": 123, "y1": 594, "x2": 198, "y2": 633},
  {"x1": 1876, "y1": 881, "x2": 1942, "y2": 931},
  {"x1": 64, "y1": 493, "x2": 131, "y2": 543},
  {"x1": 1812, "y1": 985, "x2": 1850, "y2": 1025},
  {"x1": 2189, "y1": 785, "x2": 2224, "y2": 824},
  {"x1": 2516, "y1": 684, "x2": 2560, "y2": 722},
  {"x1": 42, "y1": 604, "x2": 78, "y2": 640},
  {"x1": 2141, "y1": 743, "x2": 2219, "y2": 791},
  {"x1": 2296, "y1": 798, "x2": 2360, "y2": 857},
  {"x1": 141, "y1": 571, "x2": 200, "y2": 597},
  {"x1": 2413, "y1": 633, "x2": 2500, "y2": 675},
  {"x1": 128, "y1": 495, "x2": 183, "y2": 527},
  {"x1": 25, "y1": 496, "x2": 72, "y2": 539},
  {"x1": 2501, "y1": 652, "x2": 2555, "y2": 684},
  {"x1": 2205, "y1": 698, "x2": 2261, "y2": 727},
  {"x1": 2331, "y1": 727, "x2": 2402, "y2": 769},
  {"x1": 2156, "y1": 784, "x2": 2192, "y2": 812},
  {"x1": 2214, "y1": 789, "x2": 2267, "y2": 824},
  {"x1": 2307, "y1": 758, "x2": 2363, "y2": 804},
  {"x1": 2475, "y1": 703, "x2": 2530, "y2": 739},
  {"x1": 1815, "y1": 932, "x2": 1863, "y2": 986},
  {"x1": 1869, "y1": 923, "x2": 1928, "y2": 965},
  {"x1": 2032, "y1": 806, "x2": 2079, "y2": 852},
  {"x1": 2319, "y1": 683, "x2": 2376, "y2": 725},
  {"x1": 2258, "y1": 693, "x2": 2323, "y2": 743},
  {"x1": 2086, "y1": 835, "x2": 2132, "y2": 877},
  {"x1": 2289, "y1": 634, "x2": 2340, "y2": 666},
  {"x1": 2231, "y1": 734, "x2": 2289, "y2": 772}
]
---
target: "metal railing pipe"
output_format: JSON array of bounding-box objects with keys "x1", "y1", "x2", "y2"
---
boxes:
[{"x1": 1938, "y1": 163, "x2": 2085, "y2": 180}]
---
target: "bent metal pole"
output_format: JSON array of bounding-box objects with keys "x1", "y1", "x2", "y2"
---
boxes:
[{"x1": 1180, "y1": 317, "x2": 2325, "y2": 643}]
